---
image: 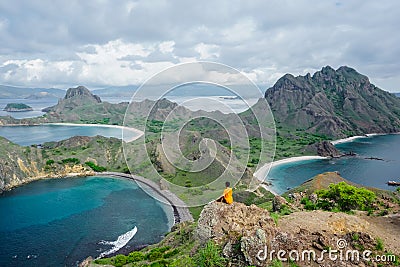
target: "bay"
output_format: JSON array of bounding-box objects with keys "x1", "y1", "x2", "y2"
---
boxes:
[
  {"x1": 0, "y1": 176, "x2": 173, "y2": 267},
  {"x1": 266, "y1": 134, "x2": 400, "y2": 194},
  {"x1": 0, "y1": 98, "x2": 58, "y2": 119}
]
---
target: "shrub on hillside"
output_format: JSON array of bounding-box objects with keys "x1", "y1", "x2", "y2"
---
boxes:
[
  {"x1": 85, "y1": 161, "x2": 107, "y2": 172},
  {"x1": 316, "y1": 182, "x2": 376, "y2": 212},
  {"x1": 61, "y1": 158, "x2": 80, "y2": 164}
]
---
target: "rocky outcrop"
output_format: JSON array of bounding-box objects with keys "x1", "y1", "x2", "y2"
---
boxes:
[
  {"x1": 194, "y1": 201, "x2": 392, "y2": 266},
  {"x1": 308, "y1": 140, "x2": 343, "y2": 157},
  {"x1": 195, "y1": 202, "x2": 276, "y2": 245},
  {"x1": 0, "y1": 135, "x2": 122, "y2": 191},
  {"x1": 272, "y1": 195, "x2": 288, "y2": 212},
  {"x1": 264, "y1": 66, "x2": 400, "y2": 138},
  {"x1": 64, "y1": 86, "x2": 101, "y2": 102},
  {"x1": 42, "y1": 86, "x2": 101, "y2": 113}
]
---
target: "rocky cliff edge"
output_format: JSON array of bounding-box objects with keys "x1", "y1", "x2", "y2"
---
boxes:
[{"x1": 194, "y1": 201, "x2": 399, "y2": 266}]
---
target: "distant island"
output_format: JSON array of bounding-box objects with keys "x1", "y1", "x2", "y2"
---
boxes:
[{"x1": 3, "y1": 103, "x2": 33, "y2": 112}]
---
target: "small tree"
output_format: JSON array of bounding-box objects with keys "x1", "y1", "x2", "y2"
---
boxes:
[{"x1": 316, "y1": 182, "x2": 376, "y2": 212}]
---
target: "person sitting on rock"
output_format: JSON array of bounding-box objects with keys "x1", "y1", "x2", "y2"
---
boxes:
[{"x1": 217, "y1": 181, "x2": 233, "y2": 204}]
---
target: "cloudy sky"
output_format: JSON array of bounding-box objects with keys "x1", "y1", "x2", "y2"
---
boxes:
[{"x1": 0, "y1": 0, "x2": 399, "y2": 91}]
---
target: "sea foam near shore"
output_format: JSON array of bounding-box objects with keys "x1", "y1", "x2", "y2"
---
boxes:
[{"x1": 98, "y1": 226, "x2": 138, "y2": 258}]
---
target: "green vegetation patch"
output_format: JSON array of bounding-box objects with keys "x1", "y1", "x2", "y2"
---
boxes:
[
  {"x1": 85, "y1": 161, "x2": 107, "y2": 172},
  {"x1": 315, "y1": 182, "x2": 376, "y2": 212},
  {"x1": 61, "y1": 157, "x2": 80, "y2": 164},
  {"x1": 194, "y1": 241, "x2": 226, "y2": 267}
]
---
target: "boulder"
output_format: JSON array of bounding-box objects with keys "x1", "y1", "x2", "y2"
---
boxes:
[
  {"x1": 311, "y1": 141, "x2": 343, "y2": 157},
  {"x1": 272, "y1": 195, "x2": 288, "y2": 212},
  {"x1": 195, "y1": 202, "x2": 276, "y2": 245}
]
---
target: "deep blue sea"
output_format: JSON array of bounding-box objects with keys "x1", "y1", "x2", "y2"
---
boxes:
[
  {"x1": 0, "y1": 177, "x2": 173, "y2": 267},
  {"x1": 267, "y1": 134, "x2": 400, "y2": 194}
]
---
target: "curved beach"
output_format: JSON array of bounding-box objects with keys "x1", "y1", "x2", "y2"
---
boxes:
[
  {"x1": 47, "y1": 123, "x2": 144, "y2": 142},
  {"x1": 253, "y1": 156, "x2": 327, "y2": 195},
  {"x1": 99, "y1": 172, "x2": 193, "y2": 224},
  {"x1": 254, "y1": 132, "x2": 400, "y2": 195}
]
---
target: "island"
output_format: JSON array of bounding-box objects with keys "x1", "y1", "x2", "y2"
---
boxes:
[{"x1": 3, "y1": 103, "x2": 33, "y2": 112}]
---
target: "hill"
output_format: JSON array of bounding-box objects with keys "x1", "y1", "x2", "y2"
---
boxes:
[
  {"x1": 0, "y1": 85, "x2": 64, "y2": 99},
  {"x1": 284, "y1": 171, "x2": 397, "y2": 200},
  {"x1": 90, "y1": 199, "x2": 400, "y2": 267},
  {"x1": 0, "y1": 135, "x2": 127, "y2": 192},
  {"x1": 264, "y1": 66, "x2": 400, "y2": 138},
  {"x1": 34, "y1": 86, "x2": 128, "y2": 125},
  {"x1": 42, "y1": 86, "x2": 102, "y2": 112}
]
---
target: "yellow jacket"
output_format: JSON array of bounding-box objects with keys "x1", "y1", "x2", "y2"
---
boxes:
[{"x1": 223, "y1": 187, "x2": 233, "y2": 204}]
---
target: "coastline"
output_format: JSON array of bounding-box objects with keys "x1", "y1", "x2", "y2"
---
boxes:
[
  {"x1": 1, "y1": 171, "x2": 193, "y2": 225},
  {"x1": 330, "y1": 134, "x2": 371, "y2": 145},
  {"x1": 330, "y1": 132, "x2": 399, "y2": 145},
  {"x1": 254, "y1": 156, "x2": 327, "y2": 195},
  {"x1": 46, "y1": 122, "x2": 144, "y2": 142},
  {"x1": 95, "y1": 172, "x2": 193, "y2": 225},
  {"x1": 254, "y1": 132, "x2": 400, "y2": 195}
]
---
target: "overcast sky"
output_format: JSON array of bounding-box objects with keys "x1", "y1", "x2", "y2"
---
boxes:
[{"x1": 0, "y1": 0, "x2": 399, "y2": 91}]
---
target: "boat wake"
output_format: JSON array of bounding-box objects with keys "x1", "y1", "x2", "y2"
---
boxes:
[{"x1": 98, "y1": 226, "x2": 138, "y2": 258}]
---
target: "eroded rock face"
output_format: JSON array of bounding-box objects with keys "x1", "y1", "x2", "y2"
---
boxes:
[
  {"x1": 195, "y1": 202, "x2": 382, "y2": 267},
  {"x1": 310, "y1": 141, "x2": 343, "y2": 157},
  {"x1": 264, "y1": 66, "x2": 400, "y2": 138},
  {"x1": 195, "y1": 202, "x2": 276, "y2": 245},
  {"x1": 64, "y1": 86, "x2": 101, "y2": 103}
]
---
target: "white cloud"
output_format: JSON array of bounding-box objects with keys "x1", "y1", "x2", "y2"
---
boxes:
[
  {"x1": 195, "y1": 43, "x2": 220, "y2": 59},
  {"x1": 77, "y1": 39, "x2": 153, "y2": 64},
  {"x1": 0, "y1": 0, "x2": 400, "y2": 91},
  {"x1": 221, "y1": 18, "x2": 256, "y2": 43},
  {"x1": 126, "y1": 1, "x2": 137, "y2": 14},
  {"x1": 159, "y1": 41, "x2": 175, "y2": 54}
]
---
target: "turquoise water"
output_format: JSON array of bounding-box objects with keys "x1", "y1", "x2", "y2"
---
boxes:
[
  {"x1": 0, "y1": 124, "x2": 139, "y2": 146},
  {"x1": 0, "y1": 177, "x2": 172, "y2": 267},
  {"x1": 267, "y1": 134, "x2": 400, "y2": 194}
]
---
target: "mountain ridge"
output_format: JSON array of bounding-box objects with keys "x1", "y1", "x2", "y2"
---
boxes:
[{"x1": 265, "y1": 65, "x2": 400, "y2": 138}]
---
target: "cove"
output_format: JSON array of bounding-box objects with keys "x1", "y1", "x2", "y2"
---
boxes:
[
  {"x1": 0, "y1": 176, "x2": 173, "y2": 267},
  {"x1": 266, "y1": 134, "x2": 400, "y2": 194}
]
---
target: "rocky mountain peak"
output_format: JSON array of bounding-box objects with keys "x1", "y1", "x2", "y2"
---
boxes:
[
  {"x1": 64, "y1": 86, "x2": 101, "y2": 103},
  {"x1": 264, "y1": 66, "x2": 400, "y2": 138},
  {"x1": 312, "y1": 65, "x2": 369, "y2": 83},
  {"x1": 320, "y1": 65, "x2": 335, "y2": 75},
  {"x1": 272, "y1": 73, "x2": 305, "y2": 92},
  {"x1": 41, "y1": 85, "x2": 103, "y2": 113}
]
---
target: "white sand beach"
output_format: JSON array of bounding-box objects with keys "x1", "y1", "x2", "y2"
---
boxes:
[
  {"x1": 47, "y1": 123, "x2": 144, "y2": 142},
  {"x1": 330, "y1": 135, "x2": 367, "y2": 145},
  {"x1": 254, "y1": 131, "x2": 400, "y2": 194},
  {"x1": 330, "y1": 132, "x2": 399, "y2": 145},
  {"x1": 254, "y1": 156, "x2": 327, "y2": 195}
]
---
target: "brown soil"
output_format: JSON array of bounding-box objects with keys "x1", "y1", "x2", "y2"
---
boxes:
[{"x1": 280, "y1": 210, "x2": 400, "y2": 255}]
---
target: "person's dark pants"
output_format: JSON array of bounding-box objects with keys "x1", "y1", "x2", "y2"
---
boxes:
[{"x1": 217, "y1": 196, "x2": 227, "y2": 203}]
